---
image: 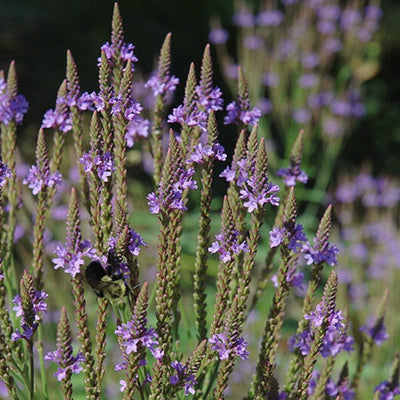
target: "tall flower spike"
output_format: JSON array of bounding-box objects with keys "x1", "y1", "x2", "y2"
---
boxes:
[
  {"x1": 45, "y1": 307, "x2": 84, "y2": 395},
  {"x1": 374, "y1": 352, "x2": 400, "y2": 399},
  {"x1": 352, "y1": 289, "x2": 389, "y2": 391},
  {"x1": 11, "y1": 270, "x2": 48, "y2": 342},
  {"x1": 276, "y1": 130, "x2": 308, "y2": 187},
  {"x1": 251, "y1": 187, "x2": 299, "y2": 398},
  {"x1": 297, "y1": 271, "x2": 339, "y2": 400},
  {"x1": 224, "y1": 67, "x2": 261, "y2": 129},
  {"x1": 63, "y1": 188, "x2": 99, "y2": 399},
  {"x1": 147, "y1": 33, "x2": 179, "y2": 185}
]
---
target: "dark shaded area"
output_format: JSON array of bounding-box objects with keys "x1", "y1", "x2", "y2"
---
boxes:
[{"x1": 1, "y1": 0, "x2": 399, "y2": 175}]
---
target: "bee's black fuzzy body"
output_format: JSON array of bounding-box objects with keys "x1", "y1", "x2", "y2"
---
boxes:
[{"x1": 84, "y1": 251, "x2": 128, "y2": 302}]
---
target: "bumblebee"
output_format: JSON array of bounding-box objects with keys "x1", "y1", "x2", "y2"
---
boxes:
[{"x1": 85, "y1": 250, "x2": 128, "y2": 302}]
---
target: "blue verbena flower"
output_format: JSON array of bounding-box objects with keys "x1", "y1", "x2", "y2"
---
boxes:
[
  {"x1": 0, "y1": 76, "x2": 29, "y2": 125},
  {"x1": 209, "y1": 230, "x2": 249, "y2": 263},
  {"x1": 53, "y1": 239, "x2": 96, "y2": 278},
  {"x1": 221, "y1": 155, "x2": 280, "y2": 213},
  {"x1": 126, "y1": 117, "x2": 150, "y2": 147},
  {"x1": 77, "y1": 91, "x2": 105, "y2": 112},
  {"x1": 11, "y1": 290, "x2": 48, "y2": 341},
  {"x1": 276, "y1": 162, "x2": 308, "y2": 187},
  {"x1": 224, "y1": 101, "x2": 261, "y2": 126},
  {"x1": 170, "y1": 360, "x2": 197, "y2": 396},
  {"x1": 290, "y1": 302, "x2": 354, "y2": 358},
  {"x1": 269, "y1": 223, "x2": 307, "y2": 252},
  {"x1": 374, "y1": 381, "x2": 400, "y2": 400},
  {"x1": 23, "y1": 165, "x2": 62, "y2": 195},
  {"x1": 98, "y1": 41, "x2": 138, "y2": 71},
  {"x1": 326, "y1": 378, "x2": 355, "y2": 400},
  {"x1": 301, "y1": 238, "x2": 339, "y2": 267},
  {"x1": 45, "y1": 348, "x2": 85, "y2": 382},
  {"x1": 147, "y1": 163, "x2": 197, "y2": 215},
  {"x1": 208, "y1": 28, "x2": 229, "y2": 45},
  {"x1": 187, "y1": 143, "x2": 227, "y2": 165},
  {"x1": 359, "y1": 316, "x2": 389, "y2": 346},
  {"x1": 107, "y1": 228, "x2": 147, "y2": 258},
  {"x1": 41, "y1": 95, "x2": 75, "y2": 133},
  {"x1": 209, "y1": 332, "x2": 249, "y2": 360},
  {"x1": 145, "y1": 73, "x2": 179, "y2": 97},
  {"x1": 115, "y1": 316, "x2": 163, "y2": 363},
  {"x1": 0, "y1": 159, "x2": 12, "y2": 187},
  {"x1": 80, "y1": 150, "x2": 115, "y2": 183}
]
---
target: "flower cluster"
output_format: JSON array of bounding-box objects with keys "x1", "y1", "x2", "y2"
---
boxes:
[
  {"x1": 290, "y1": 302, "x2": 354, "y2": 358},
  {"x1": 0, "y1": 76, "x2": 29, "y2": 125},
  {"x1": 147, "y1": 164, "x2": 197, "y2": 214},
  {"x1": 301, "y1": 237, "x2": 339, "y2": 267},
  {"x1": 45, "y1": 348, "x2": 85, "y2": 382},
  {"x1": 170, "y1": 360, "x2": 197, "y2": 396},
  {"x1": 115, "y1": 317, "x2": 163, "y2": 365},
  {"x1": 12, "y1": 288, "x2": 48, "y2": 341},
  {"x1": 23, "y1": 165, "x2": 62, "y2": 195},
  {"x1": 53, "y1": 239, "x2": 96, "y2": 278},
  {"x1": 209, "y1": 229, "x2": 249, "y2": 263},
  {"x1": 221, "y1": 155, "x2": 280, "y2": 213},
  {"x1": 0, "y1": 159, "x2": 12, "y2": 187},
  {"x1": 223, "y1": 100, "x2": 261, "y2": 126},
  {"x1": 98, "y1": 40, "x2": 138, "y2": 70},
  {"x1": 209, "y1": 332, "x2": 249, "y2": 360},
  {"x1": 145, "y1": 73, "x2": 179, "y2": 97},
  {"x1": 360, "y1": 316, "x2": 389, "y2": 346},
  {"x1": 41, "y1": 95, "x2": 74, "y2": 133},
  {"x1": 276, "y1": 162, "x2": 308, "y2": 187},
  {"x1": 269, "y1": 222, "x2": 307, "y2": 252},
  {"x1": 80, "y1": 150, "x2": 115, "y2": 183},
  {"x1": 187, "y1": 142, "x2": 226, "y2": 165}
]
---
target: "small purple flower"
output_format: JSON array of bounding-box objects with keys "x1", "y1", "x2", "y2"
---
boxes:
[
  {"x1": 115, "y1": 317, "x2": 162, "y2": 361},
  {"x1": 209, "y1": 332, "x2": 249, "y2": 360},
  {"x1": 187, "y1": 143, "x2": 226, "y2": 165},
  {"x1": 170, "y1": 360, "x2": 197, "y2": 396},
  {"x1": 127, "y1": 228, "x2": 147, "y2": 256},
  {"x1": 147, "y1": 163, "x2": 197, "y2": 215},
  {"x1": 80, "y1": 151, "x2": 115, "y2": 183},
  {"x1": 292, "y1": 108, "x2": 312, "y2": 124},
  {"x1": 0, "y1": 159, "x2": 12, "y2": 187},
  {"x1": 45, "y1": 349, "x2": 85, "y2": 382},
  {"x1": 126, "y1": 117, "x2": 150, "y2": 147},
  {"x1": 53, "y1": 239, "x2": 96, "y2": 278},
  {"x1": 233, "y1": 10, "x2": 255, "y2": 27},
  {"x1": 276, "y1": 163, "x2": 308, "y2": 187},
  {"x1": 209, "y1": 28, "x2": 229, "y2": 45},
  {"x1": 11, "y1": 290, "x2": 48, "y2": 341},
  {"x1": 23, "y1": 165, "x2": 62, "y2": 195},
  {"x1": 145, "y1": 73, "x2": 179, "y2": 97},
  {"x1": 168, "y1": 104, "x2": 208, "y2": 131},
  {"x1": 301, "y1": 238, "x2": 339, "y2": 267},
  {"x1": 196, "y1": 86, "x2": 224, "y2": 113},
  {"x1": 326, "y1": 378, "x2": 355, "y2": 399},
  {"x1": 269, "y1": 223, "x2": 307, "y2": 252},
  {"x1": 77, "y1": 91, "x2": 105, "y2": 112},
  {"x1": 243, "y1": 35, "x2": 264, "y2": 51},
  {"x1": 0, "y1": 77, "x2": 29, "y2": 125},
  {"x1": 360, "y1": 316, "x2": 389, "y2": 346},
  {"x1": 256, "y1": 9, "x2": 283, "y2": 26},
  {"x1": 209, "y1": 230, "x2": 249, "y2": 263},
  {"x1": 290, "y1": 302, "x2": 354, "y2": 359},
  {"x1": 224, "y1": 101, "x2": 261, "y2": 126},
  {"x1": 98, "y1": 41, "x2": 138, "y2": 71},
  {"x1": 41, "y1": 95, "x2": 75, "y2": 133},
  {"x1": 375, "y1": 381, "x2": 400, "y2": 400}
]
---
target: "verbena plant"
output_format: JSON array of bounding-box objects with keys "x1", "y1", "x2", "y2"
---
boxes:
[{"x1": 0, "y1": 3, "x2": 398, "y2": 400}]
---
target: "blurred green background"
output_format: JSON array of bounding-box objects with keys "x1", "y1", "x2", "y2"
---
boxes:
[{"x1": 1, "y1": 0, "x2": 400, "y2": 175}]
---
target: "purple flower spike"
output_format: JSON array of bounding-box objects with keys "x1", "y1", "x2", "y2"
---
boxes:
[
  {"x1": 80, "y1": 150, "x2": 115, "y2": 183},
  {"x1": 0, "y1": 77, "x2": 29, "y2": 125},
  {"x1": 23, "y1": 165, "x2": 62, "y2": 195},
  {"x1": 0, "y1": 159, "x2": 12, "y2": 187},
  {"x1": 145, "y1": 73, "x2": 179, "y2": 97},
  {"x1": 209, "y1": 332, "x2": 249, "y2": 360},
  {"x1": 170, "y1": 360, "x2": 197, "y2": 396},
  {"x1": 187, "y1": 143, "x2": 227, "y2": 165},
  {"x1": 301, "y1": 238, "x2": 339, "y2": 267},
  {"x1": 11, "y1": 289, "x2": 48, "y2": 342},
  {"x1": 360, "y1": 316, "x2": 389, "y2": 346},
  {"x1": 45, "y1": 349, "x2": 85, "y2": 382},
  {"x1": 224, "y1": 101, "x2": 261, "y2": 126},
  {"x1": 53, "y1": 239, "x2": 96, "y2": 278},
  {"x1": 209, "y1": 230, "x2": 249, "y2": 263},
  {"x1": 375, "y1": 381, "x2": 400, "y2": 400}
]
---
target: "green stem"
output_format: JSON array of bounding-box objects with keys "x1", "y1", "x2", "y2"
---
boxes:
[{"x1": 36, "y1": 326, "x2": 49, "y2": 400}]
